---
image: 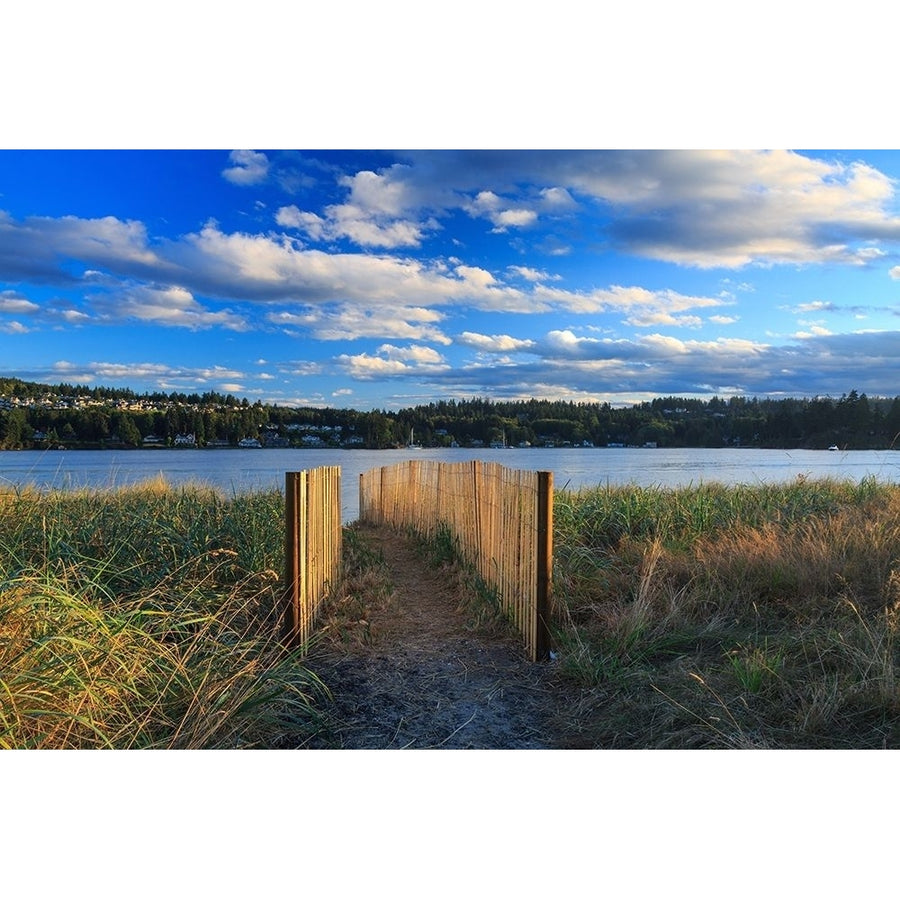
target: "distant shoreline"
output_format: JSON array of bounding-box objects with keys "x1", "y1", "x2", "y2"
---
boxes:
[{"x1": 2, "y1": 443, "x2": 893, "y2": 454}]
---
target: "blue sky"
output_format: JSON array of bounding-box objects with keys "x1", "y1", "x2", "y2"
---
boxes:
[
  {"x1": 3, "y1": 5, "x2": 899, "y2": 412},
  {"x1": 4, "y1": 148, "x2": 900, "y2": 409}
]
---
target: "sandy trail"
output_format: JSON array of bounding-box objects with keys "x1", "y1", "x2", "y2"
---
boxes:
[{"x1": 304, "y1": 523, "x2": 560, "y2": 749}]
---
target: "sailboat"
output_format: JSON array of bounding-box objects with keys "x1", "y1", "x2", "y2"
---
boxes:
[
  {"x1": 490, "y1": 428, "x2": 511, "y2": 449},
  {"x1": 407, "y1": 427, "x2": 423, "y2": 449}
]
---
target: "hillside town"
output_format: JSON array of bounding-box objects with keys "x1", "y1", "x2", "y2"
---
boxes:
[{"x1": 2, "y1": 378, "x2": 900, "y2": 452}]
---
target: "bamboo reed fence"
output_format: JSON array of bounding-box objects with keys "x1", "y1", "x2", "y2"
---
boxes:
[
  {"x1": 359, "y1": 459, "x2": 553, "y2": 661},
  {"x1": 284, "y1": 466, "x2": 342, "y2": 651}
]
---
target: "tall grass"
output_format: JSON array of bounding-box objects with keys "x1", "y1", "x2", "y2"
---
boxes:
[
  {"x1": 0, "y1": 478, "x2": 328, "y2": 749},
  {"x1": 551, "y1": 477, "x2": 900, "y2": 748},
  {"x1": 10, "y1": 473, "x2": 898, "y2": 749}
]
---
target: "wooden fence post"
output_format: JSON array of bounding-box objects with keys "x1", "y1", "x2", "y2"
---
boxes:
[
  {"x1": 283, "y1": 467, "x2": 341, "y2": 651},
  {"x1": 535, "y1": 470, "x2": 553, "y2": 662}
]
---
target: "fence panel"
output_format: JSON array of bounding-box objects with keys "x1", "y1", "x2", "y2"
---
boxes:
[
  {"x1": 359, "y1": 460, "x2": 552, "y2": 661},
  {"x1": 284, "y1": 466, "x2": 342, "y2": 651}
]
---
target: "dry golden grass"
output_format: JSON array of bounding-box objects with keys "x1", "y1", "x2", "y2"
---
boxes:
[{"x1": 551, "y1": 478, "x2": 900, "y2": 748}]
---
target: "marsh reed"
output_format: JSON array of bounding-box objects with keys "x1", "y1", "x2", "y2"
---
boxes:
[{"x1": 0, "y1": 478, "x2": 327, "y2": 749}]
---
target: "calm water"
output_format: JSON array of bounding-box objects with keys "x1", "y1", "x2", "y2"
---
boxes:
[{"x1": 3, "y1": 446, "x2": 900, "y2": 523}]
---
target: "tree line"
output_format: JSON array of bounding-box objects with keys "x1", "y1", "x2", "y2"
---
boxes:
[{"x1": 2, "y1": 379, "x2": 899, "y2": 451}]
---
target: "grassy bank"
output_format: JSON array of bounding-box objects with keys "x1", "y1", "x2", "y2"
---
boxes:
[
  {"x1": 0, "y1": 477, "x2": 328, "y2": 749},
  {"x1": 5, "y1": 474, "x2": 900, "y2": 749},
  {"x1": 552, "y1": 477, "x2": 900, "y2": 748}
]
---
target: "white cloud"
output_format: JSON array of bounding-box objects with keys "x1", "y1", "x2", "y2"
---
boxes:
[
  {"x1": 276, "y1": 206, "x2": 326, "y2": 239},
  {"x1": 794, "y1": 326, "x2": 833, "y2": 338},
  {"x1": 280, "y1": 321, "x2": 900, "y2": 405},
  {"x1": 453, "y1": 264, "x2": 496, "y2": 288},
  {"x1": 506, "y1": 265, "x2": 560, "y2": 283},
  {"x1": 67, "y1": 149, "x2": 893, "y2": 282},
  {"x1": 282, "y1": 361, "x2": 323, "y2": 376},
  {"x1": 539, "y1": 187, "x2": 576, "y2": 210},
  {"x1": 569, "y1": 150, "x2": 900, "y2": 267},
  {"x1": 166, "y1": 224, "x2": 547, "y2": 312},
  {"x1": 0, "y1": 211, "x2": 163, "y2": 283},
  {"x1": 328, "y1": 214, "x2": 426, "y2": 248},
  {"x1": 275, "y1": 166, "x2": 439, "y2": 249},
  {"x1": 376, "y1": 343, "x2": 445, "y2": 364},
  {"x1": 337, "y1": 354, "x2": 411, "y2": 378},
  {"x1": 336, "y1": 343, "x2": 448, "y2": 380},
  {"x1": 93, "y1": 284, "x2": 249, "y2": 331},
  {"x1": 271, "y1": 303, "x2": 450, "y2": 344},
  {"x1": 52, "y1": 308, "x2": 91, "y2": 324},
  {"x1": 222, "y1": 150, "x2": 270, "y2": 186},
  {"x1": 1, "y1": 289, "x2": 92, "y2": 328},
  {"x1": 50, "y1": 360, "x2": 245, "y2": 388},
  {"x1": 640, "y1": 333, "x2": 690, "y2": 355},
  {"x1": 625, "y1": 311, "x2": 703, "y2": 328},
  {"x1": 0, "y1": 213, "x2": 725, "y2": 321},
  {"x1": 338, "y1": 168, "x2": 418, "y2": 218},
  {"x1": 541, "y1": 329, "x2": 627, "y2": 359},
  {"x1": 456, "y1": 331, "x2": 536, "y2": 353},
  {"x1": 365, "y1": 150, "x2": 900, "y2": 267},
  {"x1": 533, "y1": 283, "x2": 725, "y2": 317},
  {"x1": 465, "y1": 190, "x2": 538, "y2": 232},
  {"x1": 173, "y1": 223, "x2": 466, "y2": 305},
  {"x1": 492, "y1": 208, "x2": 538, "y2": 230},
  {"x1": 0, "y1": 290, "x2": 39, "y2": 314},
  {"x1": 793, "y1": 300, "x2": 837, "y2": 313}
]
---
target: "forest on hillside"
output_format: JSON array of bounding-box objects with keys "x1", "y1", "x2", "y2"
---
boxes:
[{"x1": 2, "y1": 378, "x2": 899, "y2": 451}]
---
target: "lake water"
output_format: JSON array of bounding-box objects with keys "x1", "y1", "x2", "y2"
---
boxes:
[{"x1": 3, "y1": 446, "x2": 900, "y2": 523}]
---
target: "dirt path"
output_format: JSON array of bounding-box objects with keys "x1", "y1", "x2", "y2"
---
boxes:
[{"x1": 304, "y1": 524, "x2": 561, "y2": 749}]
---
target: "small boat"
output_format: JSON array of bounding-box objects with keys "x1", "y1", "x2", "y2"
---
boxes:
[
  {"x1": 407, "y1": 428, "x2": 422, "y2": 449},
  {"x1": 828, "y1": 445, "x2": 839, "y2": 451}
]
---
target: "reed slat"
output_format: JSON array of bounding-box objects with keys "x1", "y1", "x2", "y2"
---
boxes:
[{"x1": 358, "y1": 460, "x2": 552, "y2": 661}]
